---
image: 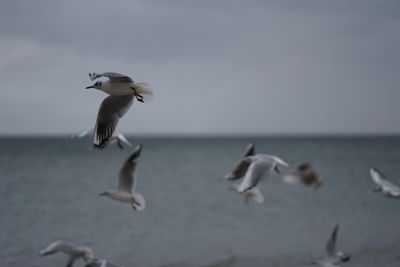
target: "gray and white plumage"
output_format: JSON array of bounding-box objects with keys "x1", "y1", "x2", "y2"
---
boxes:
[
  {"x1": 39, "y1": 240, "x2": 93, "y2": 267},
  {"x1": 314, "y1": 224, "x2": 351, "y2": 266},
  {"x1": 99, "y1": 145, "x2": 146, "y2": 210},
  {"x1": 225, "y1": 143, "x2": 255, "y2": 181},
  {"x1": 70, "y1": 129, "x2": 132, "y2": 149},
  {"x1": 86, "y1": 72, "x2": 153, "y2": 148},
  {"x1": 237, "y1": 154, "x2": 289, "y2": 192},
  {"x1": 370, "y1": 168, "x2": 400, "y2": 198}
]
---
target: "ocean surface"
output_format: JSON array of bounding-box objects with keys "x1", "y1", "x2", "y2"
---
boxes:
[{"x1": 1, "y1": 137, "x2": 399, "y2": 267}]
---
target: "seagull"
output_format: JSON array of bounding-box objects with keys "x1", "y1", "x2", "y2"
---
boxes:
[
  {"x1": 99, "y1": 145, "x2": 146, "y2": 210},
  {"x1": 225, "y1": 143, "x2": 255, "y2": 181},
  {"x1": 314, "y1": 224, "x2": 351, "y2": 267},
  {"x1": 39, "y1": 240, "x2": 93, "y2": 267},
  {"x1": 237, "y1": 154, "x2": 289, "y2": 193},
  {"x1": 281, "y1": 163, "x2": 322, "y2": 189},
  {"x1": 86, "y1": 72, "x2": 153, "y2": 148},
  {"x1": 370, "y1": 168, "x2": 400, "y2": 198},
  {"x1": 70, "y1": 129, "x2": 132, "y2": 149}
]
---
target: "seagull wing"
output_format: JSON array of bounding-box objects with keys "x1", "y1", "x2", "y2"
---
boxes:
[
  {"x1": 39, "y1": 240, "x2": 81, "y2": 256},
  {"x1": 238, "y1": 157, "x2": 271, "y2": 192},
  {"x1": 370, "y1": 168, "x2": 400, "y2": 196},
  {"x1": 90, "y1": 72, "x2": 133, "y2": 83},
  {"x1": 93, "y1": 95, "x2": 134, "y2": 148},
  {"x1": 225, "y1": 159, "x2": 251, "y2": 181},
  {"x1": 117, "y1": 133, "x2": 132, "y2": 147},
  {"x1": 118, "y1": 145, "x2": 142, "y2": 193},
  {"x1": 326, "y1": 224, "x2": 339, "y2": 257},
  {"x1": 243, "y1": 143, "x2": 255, "y2": 157}
]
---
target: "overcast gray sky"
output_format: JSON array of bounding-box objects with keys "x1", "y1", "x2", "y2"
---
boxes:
[{"x1": 0, "y1": 0, "x2": 399, "y2": 135}]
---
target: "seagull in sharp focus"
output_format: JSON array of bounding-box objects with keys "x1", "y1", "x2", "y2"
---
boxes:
[
  {"x1": 99, "y1": 145, "x2": 146, "y2": 211},
  {"x1": 39, "y1": 240, "x2": 93, "y2": 267},
  {"x1": 370, "y1": 168, "x2": 400, "y2": 198},
  {"x1": 314, "y1": 224, "x2": 351, "y2": 266},
  {"x1": 86, "y1": 72, "x2": 153, "y2": 148}
]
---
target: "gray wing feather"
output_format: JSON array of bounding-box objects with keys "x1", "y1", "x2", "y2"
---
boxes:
[
  {"x1": 101, "y1": 72, "x2": 133, "y2": 83},
  {"x1": 118, "y1": 145, "x2": 142, "y2": 193},
  {"x1": 93, "y1": 95, "x2": 134, "y2": 148},
  {"x1": 326, "y1": 224, "x2": 338, "y2": 256},
  {"x1": 39, "y1": 241, "x2": 81, "y2": 256}
]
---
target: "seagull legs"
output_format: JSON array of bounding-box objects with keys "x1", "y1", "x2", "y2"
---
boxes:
[{"x1": 130, "y1": 87, "x2": 144, "y2": 103}]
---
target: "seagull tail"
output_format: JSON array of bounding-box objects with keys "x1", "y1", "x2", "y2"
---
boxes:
[
  {"x1": 132, "y1": 193, "x2": 146, "y2": 211},
  {"x1": 133, "y1": 82, "x2": 154, "y2": 103}
]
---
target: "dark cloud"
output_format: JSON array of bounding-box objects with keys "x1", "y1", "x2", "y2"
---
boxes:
[{"x1": 0, "y1": 1, "x2": 399, "y2": 135}]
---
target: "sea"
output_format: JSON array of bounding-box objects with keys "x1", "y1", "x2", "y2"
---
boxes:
[{"x1": 0, "y1": 136, "x2": 399, "y2": 267}]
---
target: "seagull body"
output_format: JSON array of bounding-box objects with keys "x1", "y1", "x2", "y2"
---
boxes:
[
  {"x1": 237, "y1": 154, "x2": 289, "y2": 192},
  {"x1": 282, "y1": 163, "x2": 322, "y2": 189},
  {"x1": 370, "y1": 168, "x2": 400, "y2": 198},
  {"x1": 39, "y1": 240, "x2": 93, "y2": 267},
  {"x1": 86, "y1": 72, "x2": 153, "y2": 148},
  {"x1": 314, "y1": 224, "x2": 351, "y2": 267},
  {"x1": 70, "y1": 129, "x2": 132, "y2": 149},
  {"x1": 99, "y1": 145, "x2": 146, "y2": 210}
]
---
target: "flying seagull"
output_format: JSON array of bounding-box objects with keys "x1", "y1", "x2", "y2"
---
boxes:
[
  {"x1": 370, "y1": 168, "x2": 400, "y2": 198},
  {"x1": 281, "y1": 163, "x2": 322, "y2": 189},
  {"x1": 225, "y1": 143, "x2": 255, "y2": 181},
  {"x1": 86, "y1": 72, "x2": 153, "y2": 148},
  {"x1": 237, "y1": 154, "x2": 289, "y2": 193},
  {"x1": 99, "y1": 145, "x2": 146, "y2": 210},
  {"x1": 314, "y1": 224, "x2": 351, "y2": 266},
  {"x1": 70, "y1": 129, "x2": 132, "y2": 149},
  {"x1": 39, "y1": 240, "x2": 93, "y2": 267}
]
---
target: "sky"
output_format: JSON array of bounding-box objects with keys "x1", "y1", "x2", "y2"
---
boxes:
[{"x1": 0, "y1": 0, "x2": 399, "y2": 136}]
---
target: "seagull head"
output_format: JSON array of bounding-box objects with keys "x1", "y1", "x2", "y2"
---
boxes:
[{"x1": 86, "y1": 81, "x2": 102, "y2": 90}]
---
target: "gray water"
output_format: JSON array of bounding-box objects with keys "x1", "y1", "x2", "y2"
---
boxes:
[{"x1": 1, "y1": 137, "x2": 399, "y2": 267}]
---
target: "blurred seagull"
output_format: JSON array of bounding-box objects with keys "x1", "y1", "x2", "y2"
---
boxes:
[
  {"x1": 237, "y1": 154, "x2": 289, "y2": 193},
  {"x1": 314, "y1": 224, "x2": 351, "y2": 266},
  {"x1": 70, "y1": 129, "x2": 132, "y2": 149},
  {"x1": 86, "y1": 72, "x2": 153, "y2": 148},
  {"x1": 282, "y1": 163, "x2": 322, "y2": 189},
  {"x1": 370, "y1": 168, "x2": 400, "y2": 198},
  {"x1": 99, "y1": 145, "x2": 146, "y2": 210},
  {"x1": 39, "y1": 240, "x2": 93, "y2": 267},
  {"x1": 225, "y1": 143, "x2": 255, "y2": 181}
]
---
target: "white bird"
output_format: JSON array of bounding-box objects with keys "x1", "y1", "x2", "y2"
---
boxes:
[
  {"x1": 225, "y1": 143, "x2": 255, "y2": 181},
  {"x1": 86, "y1": 72, "x2": 153, "y2": 148},
  {"x1": 99, "y1": 145, "x2": 146, "y2": 210},
  {"x1": 281, "y1": 163, "x2": 322, "y2": 190},
  {"x1": 314, "y1": 224, "x2": 351, "y2": 267},
  {"x1": 370, "y1": 168, "x2": 400, "y2": 198},
  {"x1": 39, "y1": 240, "x2": 93, "y2": 267},
  {"x1": 70, "y1": 129, "x2": 132, "y2": 149},
  {"x1": 237, "y1": 154, "x2": 289, "y2": 192}
]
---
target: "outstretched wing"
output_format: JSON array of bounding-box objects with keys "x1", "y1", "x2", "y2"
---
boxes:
[
  {"x1": 39, "y1": 240, "x2": 81, "y2": 256},
  {"x1": 326, "y1": 224, "x2": 339, "y2": 257},
  {"x1": 243, "y1": 143, "x2": 255, "y2": 157},
  {"x1": 93, "y1": 95, "x2": 134, "y2": 148},
  {"x1": 118, "y1": 145, "x2": 142, "y2": 193}
]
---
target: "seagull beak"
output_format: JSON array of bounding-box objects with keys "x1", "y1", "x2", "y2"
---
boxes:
[{"x1": 86, "y1": 85, "x2": 94, "y2": 89}]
